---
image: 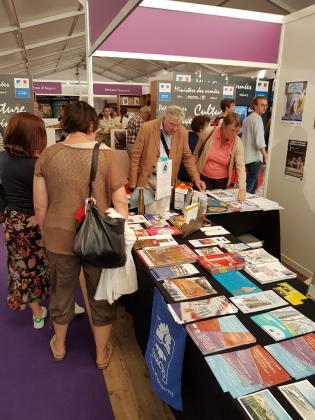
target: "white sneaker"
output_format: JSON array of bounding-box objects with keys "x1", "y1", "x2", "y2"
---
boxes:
[
  {"x1": 74, "y1": 302, "x2": 85, "y2": 316},
  {"x1": 33, "y1": 306, "x2": 48, "y2": 329}
]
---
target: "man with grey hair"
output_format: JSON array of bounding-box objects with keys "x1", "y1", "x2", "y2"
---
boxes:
[{"x1": 129, "y1": 105, "x2": 205, "y2": 211}]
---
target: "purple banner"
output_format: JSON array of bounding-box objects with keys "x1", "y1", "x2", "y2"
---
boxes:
[
  {"x1": 93, "y1": 83, "x2": 142, "y2": 95},
  {"x1": 33, "y1": 81, "x2": 62, "y2": 95}
]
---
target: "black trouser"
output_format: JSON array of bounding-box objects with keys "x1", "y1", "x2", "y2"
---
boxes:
[{"x1": 200, "y1": 174, "x2": 228, "y2": 191}]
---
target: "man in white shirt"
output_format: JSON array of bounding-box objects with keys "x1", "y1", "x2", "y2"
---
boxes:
[{"x1": 242, "y1": 96, "x2": 268, "y2": 193}]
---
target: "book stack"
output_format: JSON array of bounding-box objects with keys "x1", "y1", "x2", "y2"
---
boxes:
[{"x1": 198, "y1": 253, "x2": 244, "y2": 274}]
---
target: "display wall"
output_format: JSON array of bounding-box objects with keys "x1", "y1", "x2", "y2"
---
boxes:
[{"x1": 266, "y1": 6, "x2": 315, "y2": 276}]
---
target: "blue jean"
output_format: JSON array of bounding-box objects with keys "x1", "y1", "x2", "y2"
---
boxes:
[{"x1": 246, "y1": 161, "x2": 262, "y2": 193}]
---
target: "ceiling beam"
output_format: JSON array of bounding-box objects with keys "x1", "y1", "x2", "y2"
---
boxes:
[
  {"x1": 266, "y1": 0, "x2": 295, "y2": 13},
  {"x1": 95, "y1": 57, "x2": 147, "y2": 76},
  {"x1": 28, "y1": 46, "x2": 85, "y2": 63},
  {"x1": 10, "y1": 0, "x2": 30, "y2": 73},
  {"x1": 30, "y1": 62, "x2": 82, "y2": 77},
  {"x1": 27, "y1": 32, "x2": 85, "y2": 51},
  {"x1": 29, "y1": 55, "x2": 85, "y2": 72}
]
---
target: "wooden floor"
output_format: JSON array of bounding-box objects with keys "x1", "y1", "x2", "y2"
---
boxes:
[{"x1": 79, "y1": 276, "x2": 174, "y2": 420}]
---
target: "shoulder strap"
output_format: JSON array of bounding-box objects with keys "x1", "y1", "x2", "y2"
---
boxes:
[
  {"x1": 88, "y1": 142, "x2": 101, "y2": 197},
  {"x1": 197, "y1": 126, "x2": 215, "y2": 157},
  {"x1": 160, "y1": 130, "x2": 170, "y2": 157}
]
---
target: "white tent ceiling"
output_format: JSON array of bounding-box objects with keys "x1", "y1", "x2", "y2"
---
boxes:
[{"x1": 0, "y1": 0, "x2": 314, "y2": 82}]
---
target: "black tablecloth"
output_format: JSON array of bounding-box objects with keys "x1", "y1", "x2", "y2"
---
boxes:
[{"x1": 124, "y1": 226, "x2": 314, "y2": 420}]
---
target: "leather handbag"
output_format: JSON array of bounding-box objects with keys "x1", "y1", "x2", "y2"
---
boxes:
[{"x1": 73, "y1": 143, "x2": 126, "y2": 268}]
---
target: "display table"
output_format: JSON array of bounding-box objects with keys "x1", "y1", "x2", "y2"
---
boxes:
[{"x1": 124, "y1": 229, "x2": 314, "y2": 420}]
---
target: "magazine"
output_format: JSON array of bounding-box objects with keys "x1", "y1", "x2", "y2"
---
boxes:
[
  {"x1": 221, "y1": 243, "x2": 250, "y2": 253},
  {"x1": 137, "y1": 244, "x2": 197, "y2": 268},
  {"x1": 144, "y1": 213, "x2": 169, "y2": 228},
  {"x1": 206, "y1": 198, "x2": 231, "y2": 214},
  {"x1": 245, "y1": 196, "x2": 282, "y2": 211},
  {"x1": 133, "y1": 234, "x2": 177, "y2": 250},
  {"x1": 230, "y1": 290, "x2": 288, "y2": 314},
  {"x1": 251, "y1": 307, "x2": 315, "y2": 341},
  {"x1": 161, "y1": 277, "x2": 217, "y2": 301},
  {"x1": 236, "y1": 249, "x2": 278, "y2": 266},
  {"x1": 238, "y1": 390, "x2": 292, "y2": 420},
  {"x1": 207, "y1": 189, "x2": 234, "y2": 201},
  {"x1": 279, "y1": 380, "x2": 315, "y2": 419},
  {"x1": 167, "y1": 296, "x2": 238, "y2": 324},
  {"x1": 237, "y1": 234, "x2": 263, "y2": 249},
  {"x1": 146, "y1": 226, "x2": 182, "y2": 236},
  {"x1": 186, "y1": 315, "x2": 256, "y2": 355},
  {"x1": 273, "y1": 282, "x2": 308, "y2": 306},
  {"x1": 198, "y1": 253, "x2": 244, "y2": 274},
  {"x1": 213, "y1": 271, "x2": 262, "y2": 296},
  {"x1": 195, "y1": 247, "x2": 223, "y2": 257},
  {"x1": 200, "y1": 226, "x2": 230, "y2": 236},
  {"x1": 245, "y1": 261, "x2": 297, "y2": 284},
  {"x1": 189, "y1": 237, "x2": 230, "y2": 248},
  {"x1": 149, "y1": 264, "x2": 200, "y2": 281},
  {"x1": 265, "y1": 334, "x2": 315, "y2": 380},
  {"x1": 128, "y1": 223, "x2": 145, "y2": 231},
  {"x1": 134, "y1": 229, "x2": 148, "y2": 238},
  {"x1": 169, "y1": 214, "x2": 185, "y2": 228},
  {"x1": 128, "y1": 214, "x2": 147, "y2": 224},
  {"x1": 206, "y1": 345, "x2": 291, "y2": 398}
]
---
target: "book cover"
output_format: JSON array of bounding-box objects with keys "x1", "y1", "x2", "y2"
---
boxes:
[
  {"x1": 200, "y1": 226, "x2": 230, "y2": 236},
  {"x1": 189, "y1": 237, "x2": 230, "y2": 248},
  {"x1": 198, "y1": 253, "x2": 244, "y2": 274},
  {"x1": 169, "y1": 214, "x2": 185, "y2": 228},
  {"x1": 238, "y1": 390, "x2": 292, "y2": 420},
  {"x1": 146, "y1": 226, "x2": 182, "y2": 236},
  {"x1": 206, "y1": 345, "x2": 291, "y2": 398},
  {"x1": 213, "y1": 271, "x2": 262, "y2": 296},
  {"x1": 128, "y1": 214, "x2": 147, "y2": 224},
  {"x1": 149, "y1": 264, "x2": 199, "y2": 281},
  {"x1": 273, "y1": 282, "x2": 308, "y2": 306},
  {"x1": 137, "y1": 244, "x2": 197, "y2": 268},
  {"x1": 186, "y1": 315, "x2": 256, "y2": 355},
  {"x1": 195, "y1": 247, "x2": 223, "y2": 257},
  {"x1": 251, "y1": 307, "x2": 315, "y2": 341},
  {"x1": 134, "y1": 234, "x2": 178, "y2": 250},
  {"x1": 237, "y1": 249, "x2": 278, "y2": 266},
  {"x1": 265, "y1": 334, "x2": 315, "y2": 380},
  {"x1": 230, "y1": 290, "x2": 288, "y2": 314},
  {"x1": 128, "y1": 223, "x2": 145, "y2": 231},
  {"x1": 134, "y1": 229, "x2": 148, "y2": 238},
  {"x1": 245, "y1": 262, "x2": 297, "y2": 284},
  {"x1": 279, "y1": 380, "x2": 315, "y2": 419},
  {"x1": 167, "y1": 296, "x2": 238, "y2": 324},
  {"x1": 161, "y1": 277, "x2": 217, "y2": 301},
  {"x1": 222, "y1": 243, "x2": 250, "y2": 253}
]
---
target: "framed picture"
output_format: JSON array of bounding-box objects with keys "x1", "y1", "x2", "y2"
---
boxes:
[
  {"x1": 121, "y1": 97, "x2": 128, "y2": 106},
  {"x1": 134, "y1": 97, "x2": 140, "y2": 105},
  {"x1": 110, "y1": 129, "x2": 127, "y2": 150}
]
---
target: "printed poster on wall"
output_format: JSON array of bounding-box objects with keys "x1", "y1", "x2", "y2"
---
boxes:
[
  {"x1": 281, "y1": 81, "x2": 307, "y2": 124},
  {"x1": 0, "y1": 74, "x2": 34, "y2": 131},
  {"x1": 284, "y1": 140, "x2": 307, "y2": 182}
]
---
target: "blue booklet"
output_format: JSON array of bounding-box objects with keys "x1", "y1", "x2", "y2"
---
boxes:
[
  {"x1": 265, "y1": 333, "x2": 315, "y2": 379},
  {"x1": 213, "y1": 271, "x2": 262, "y2": 296}
]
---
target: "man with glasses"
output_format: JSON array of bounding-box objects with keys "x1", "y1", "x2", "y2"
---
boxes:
[{"x1": 242, "y1": 96, "x2": 268, "y2": 193}]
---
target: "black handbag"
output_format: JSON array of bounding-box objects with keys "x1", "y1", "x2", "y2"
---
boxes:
[{"x1": 73, "y1": 143, "x2": 126, "y2": 268}]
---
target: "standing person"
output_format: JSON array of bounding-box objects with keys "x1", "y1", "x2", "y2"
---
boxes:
[
  {"x1": 96, "y1": 106, "x2": 115, "y2": 146},
  {"x1": 242, "y1": 96, "x2": 268, "y2": 193},
  {"x1": 115, "y1": 106, "x2": 129, "y2": 129},
  {"x1": 34, "y1": 101, "x2": 128, "y2": 368},
  {"x1": 126, "y1": 106, "x2": 151, "y2": 156},
  {"x1": 128, "y1": 106, "x2": 205, "y2": 212},
  {"x1": 0, "y1": 113, "x2": 49, "y2": 328},
  {"x1": 194, "y1": 113, "x2": 246, "y2": 201},
  {"x1": 212, "y1": 99, "x2": 235, "y2": 126}
]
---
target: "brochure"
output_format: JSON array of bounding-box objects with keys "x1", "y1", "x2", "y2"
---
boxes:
[
  {"x1": 265, "y1": 334, "x2": 315, "y2": 380},
  {"x1": 195, "y1": 247, "x2": 223, "y2": 257},
  {"x1": 207, "y1": 198, "x2": 231, "y2": 214},
  {"x1": 128, "y1": 214, "x2": 147, "y2": 224},
  {"x1": 198, "y1": 253, "x2": 244, "y2": 274},
  {"x1": 161, "y1": 277, "x2": 217, "y2": 301},
  {"x1": 167, "y1": 296, "x2": 238, "y2": 324},
  {"x1": 127, "y1": 223, "x2": 144, "y2": 231},
  {"x1": 236, "y1": 249, "x2": 278, "y2": 266},
  {"x1": 213, "y1": 271, "x2": 262, "y2": 296},
  {"x1": 273, "y1": 282, "x2": 308, "y2": 306},
  {"x1": 221, "y1": 243, "x2": 250, "y2": 253},
  {"x1": 137, "y1": 244, "x2": 197, "y2": 268},
  {"x1": 200, "y1": 226, "x2": 230, "y2": 236},
  {"x1": 206, "y1": 345, "x2": 291, "y2": 398},
  {"x1": 144, "y1": 213, "x2": 169, "y2": 228},
  {"x1": 238, "y1": 390, "x2": 292, "y2": 420},
  {"x1": 230, "y1": 290, "x2": 288, "y2": 314},
  {"x1": 186, "y1": 315, "x2": 256, "y2": 355},
  {"x1": 245, "y1": 261, "x2": 297, "y2": 284},
  {"x1": 169, "y1": 214, "x2": 185, "y2": 228},
  {"x1": 149, "y1": 264, "x2": 200, "y2": 281},
  {"x1": 146, "y1": 226, "x2": 182, "y2": 236},
  {"x1": 279, "y1": 380, "x2": 315, "y2": 419},
  {"x1": 134, "y1": 234, "x2": 177, "y2": 250},
  {"x1": 189, "y1": 237, "x2": 230, "y2": 248},
  {"x1": 251, "y1": 307, "x2": 315, "y2": 341}
]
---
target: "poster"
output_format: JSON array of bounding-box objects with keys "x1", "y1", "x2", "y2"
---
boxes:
[
  {"x1": 110, "y1": 129, "x2": 127, "y2": 150},
  {"x1": 282, "y1": 81, "x2": 307, "y2": 123},
  {"x1": 284, "y1": 140, "x2": 307, "y2": 182}
]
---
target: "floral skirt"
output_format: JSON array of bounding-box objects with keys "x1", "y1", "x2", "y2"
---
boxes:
[{"x1": 3, "y1": 209, "x2": 49, "y2": 310}]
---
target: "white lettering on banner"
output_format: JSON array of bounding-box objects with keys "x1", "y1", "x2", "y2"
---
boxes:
[
  {"x1": 236, "y1": 83, "x2": 252, "y2": 90},
  {"x1": 0, "y1": 118, "x2": 7, "y2": 128},
  {"x1": 0, "y1": 103, "x2": 26, "y2": 114},
  {"x1": 194, "y1": 103, "x2": 220, "y2": 117},
  {"x1": 0, "y1": 81, "x2": 9, "y2": 88}
]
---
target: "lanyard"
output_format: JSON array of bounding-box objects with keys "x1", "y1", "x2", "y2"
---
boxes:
[{"x1": 160, "y1": 130, "x2": 170, "y2": 158}]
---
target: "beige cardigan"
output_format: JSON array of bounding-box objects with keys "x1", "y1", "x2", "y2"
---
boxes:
[{"x1": 193, "y1": 126, "x2": 246, "y2": 190}]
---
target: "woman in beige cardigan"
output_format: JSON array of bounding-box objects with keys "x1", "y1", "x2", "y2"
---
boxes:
[{"x1": 193, "y1": 113, "x2": 246, "y2": 201}]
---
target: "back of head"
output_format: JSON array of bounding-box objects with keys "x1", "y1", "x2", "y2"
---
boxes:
[
  {"x1": 4, "y1": 112, "x2": 47, "y2": 157},
  {"x1": 164, "y1": 106, "x2": 185, "y2": 123},
  {"x1": 63, "y1": 101, "x2": 98, "y2": 134},
  {"x1": 140, "y1": 105, "x2": 151, "y2": 121},
  {"x1": 191, "y1": 115, "x2": 211, "y2": 133}
]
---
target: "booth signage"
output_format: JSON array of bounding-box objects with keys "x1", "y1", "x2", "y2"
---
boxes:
[
  {"x1": 93, "y1": 83, "x2": 142, "y2": 96},
  {"x1": 33, "y1": 81, "x2": 62, "y2": 95},
  {"x1": 0, "y1": 74, "x2": 33, "y2": 130}
]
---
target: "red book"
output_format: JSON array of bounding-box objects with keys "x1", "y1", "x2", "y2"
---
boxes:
[
  {"x1": 146, "y1": 226, "x2": 182, "y2": 236},
  {"x1": 198, "y1": 253, "x2": 244, "y2": 274}
]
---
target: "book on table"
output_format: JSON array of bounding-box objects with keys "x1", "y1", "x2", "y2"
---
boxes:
[
  {"x1": 200, "y1": 226, "x2": 230, "y2": 236},
  {"x1": 186, "y1": 315, "x2": 256, "y2": 355},
  {"x1": 198, "y1": 253, "x2": 244, "y2": 274},
  {"x1": 230, "y1": 290, "x2": 288, "y2": 314},
  {"x1": 167, "y1": 295, "x2": 238, "y2": 324},
  {"x1": 245, "y1": 261, "x2": 297, "y2": 283},
  {"x1": 189, "y1": 236, "x2": 230, "y2": 248},
  {"x1": 273, "y1": 282, "x2": 308, "y2": 305},
  {"x1": 128, "y1": 214, "x2": 147, "y2": 224},
  {"x1": 145, "y1": 226, "x2": 182, "y2": 236},
  {"x1": 149, "y1": 263, "x2": 200, "y2": 281},
  {"x1": 144, "y1": 213, "x2": 169, "y2": 228},
  {"x1": 221, "y1": 242, "x2": 250, "y2": 253},
  {"x1": 236, "y1": 248, "x2": 278, "y2": 266},
  {"x1": 265, "y1": 333, "x2": 315, "y2": 380},
  {"x1": 133, "y1": 234, "x2": 178, "y2": 250},
  {"x1": 251, "y1": 306, "x2": 315, "y2": 341},
  {"x1": 279, "y1": 380, "x2": 315, "y2": 420},
  {"x1": 161, "y1": 277, "x2": 217, "y2": 301},
  {"x1": 136, "y1": 244, "x2": 197, "y2": 268},
  {"x1": 205, "y1": 345, "x2": 291, "y2": 398},
  {"x1": 212, "y1": 271, "x2": 262, "y2": 296},
  {"x1": 195, "y1": 247, "x2": 223, "y2": 257}
]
